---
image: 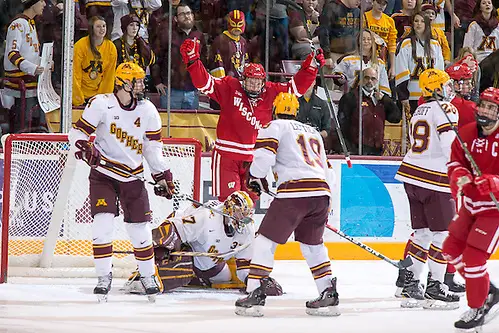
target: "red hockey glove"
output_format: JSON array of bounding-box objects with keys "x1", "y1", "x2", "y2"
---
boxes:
[
  {"x1": 314, "y1": 48, "x2": 326, "y2": 68},
  {"x1": 247, "y1": 174, "x2": 269, "y2": 196},
  {"x1": 180, "y1": 38, "x2": 200, "y2": 65},
  {"x1": 475, "y1": 174, "x2": 499, "y2": 196},
  {"x1": 152, "y1": 170, "x2": 176, "y2": 199},
  {"x1": 449, "y1": 166, "x2": 473, "y2": 199},
  {"x1": 74, "y1": 140, "x2": 101, "y2": 168}
]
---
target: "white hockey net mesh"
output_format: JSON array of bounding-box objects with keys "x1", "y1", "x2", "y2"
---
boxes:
[{"x1": 1, "y1": 134, "x2": 200, "y2": 279}]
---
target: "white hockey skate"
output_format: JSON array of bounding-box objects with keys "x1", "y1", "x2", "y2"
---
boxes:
[
  {"x1": 140, "y1": 275, "x2": 160, "y2": 303},
  {"x1": 94, "y1": 272, "x2": 112, "y2": 303}
]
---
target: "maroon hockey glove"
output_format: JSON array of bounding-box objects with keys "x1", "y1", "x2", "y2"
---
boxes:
[
  {"x1": 247, "y1": 174, "x2": 269, "y2": 196},
  {"x1": 449, "y1": 166, "x2": 473, "y2": 199},
  {"x1": 180, "y1": 38, "x2": 200, "y2": 65},
  {"x1": 475, "y1": 174, "x2": 499, "y2": 196},
  {"x1": 74, "y1": 140, "x2": 101, "y2": 168},
  {"x1": 152, "y1": 170, "x2": 176, "y2": 199}
]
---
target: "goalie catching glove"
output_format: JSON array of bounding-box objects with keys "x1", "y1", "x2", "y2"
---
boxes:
[
  {"x1": 247, "y1": 173, "x2": 269, "y2": 196},
  {"x1": 74, "y1": 140, "x2": 101, "y2": 168},
  {"x1": 152, "y1": 170, "x2": 176, "y2": 199}
]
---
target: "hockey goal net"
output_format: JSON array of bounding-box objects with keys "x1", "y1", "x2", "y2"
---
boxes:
[{"x1": 0, "y1": 134, "x2": 201, "y2": 282}]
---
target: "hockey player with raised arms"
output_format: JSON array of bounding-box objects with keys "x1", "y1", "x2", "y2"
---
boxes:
[
  {"x1": 124, "y1": 191, "x2": 282, "y2": 294},
  {"x1": 69, "y1": 62, "x2": 175, "y2": 302},
  {"x1": 394, "y1": 69, "x2": 460, "y2": 310},
  {"x1": 179, "y1": 37, "x2": 323, "y2": 202},
  {"x1": 234, "y1": 93, "x2": 337, "y2": 317},
  {"x1": 443, "y1": 87, "x2": 499, "y2": 331}
]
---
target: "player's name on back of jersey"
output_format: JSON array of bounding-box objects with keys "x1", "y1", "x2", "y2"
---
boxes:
[{"x1": 290, "y1": 122, "x2": 317, "y2": 133}]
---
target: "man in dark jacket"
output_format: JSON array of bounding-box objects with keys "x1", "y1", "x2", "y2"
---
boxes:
[
  {"x1": 297, "y1": 80, "x2": 330, "y2": 140},
  {"x1": 337, "y1": 67, "x2": 401, "y2": 155}
]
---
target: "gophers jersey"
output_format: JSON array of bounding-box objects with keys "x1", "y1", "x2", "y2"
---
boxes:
[
  {"x1": 110, "y1": 0, "x2": 162, "y2": 41},
  {"x1": 463, "y1": 22, "x2": 499, "y2": 63},
  {"x1": 433, "y1": 0, "x2": 446, "y2": 31},
  {"x1": 334, "y1": 55, "x2": 391, "y2": 96},
  {"x1": 3, "y1": 15, "x2": 41, "y2": 98},
  {"x1": 169, "y1": 201, "x2": 255, "y2": 271},
  {"x1": 395, "y1": 38, "x2": 444, "y2": 101},
  {"x1": 448, "y1": 124, "x2": 499, "y2": 216},
  {"x1": 395, "y1": 100, "x2": 458, "y2": 192},
  {"x1": 250, "y1": 119, "x2": 331, "y2": 199},
  {"x1": 69, "y1": 93, "x2": 168, "y2": 182}
]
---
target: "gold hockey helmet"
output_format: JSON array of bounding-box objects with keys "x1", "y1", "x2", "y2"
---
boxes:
[
  {"x1": 419, "y1": 68, "x2": 452, "y2": 98},
  {"x1": 115, "y1": 62, "x2": 145, "y2": 87},
  {"x1": 273, "y1": 92, "x2": 299, "y2": 117}
]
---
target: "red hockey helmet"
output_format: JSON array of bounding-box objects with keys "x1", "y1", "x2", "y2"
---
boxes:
[
  {"x1": 228, "y1": 10, "x2": 246, "y2": 34},
  {"x1": 477, "y1": 87, "x2": 499, "y2": 128},
  {"x1": 243, "y1": 63, "x2": 266, "y2": 80},
  {"x1": 480, "y1": 87, "x2": 499, "y2": 105},
  {"x1": 445, "y1": 64, "x2": 473, "y2": 80}
]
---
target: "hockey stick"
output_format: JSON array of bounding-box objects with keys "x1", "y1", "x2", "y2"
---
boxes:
[
  {"x1": 114, "y1": 242, "x2": 250, "y2": 259},
  {"x1": 276, "y1": 0, "x2": 352, "y2": 168},
  {"x1": 98, "y1": 160, "x2": 253, "y2": 225},
  {"x1": 265, "y1": 190, "x2": 412, "y2": 269},
  {"x1": 432, "y1": 93, "x2": 499, "y2": 211}
]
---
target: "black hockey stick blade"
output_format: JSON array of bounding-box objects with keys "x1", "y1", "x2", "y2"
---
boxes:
[{"x1": 397, "y1": 256, "x2": 413, "y2": 269}]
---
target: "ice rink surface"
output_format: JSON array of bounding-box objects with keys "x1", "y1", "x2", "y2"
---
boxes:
[{"x1": 1, "y1": 260, "x2": 499, "y2": 333}]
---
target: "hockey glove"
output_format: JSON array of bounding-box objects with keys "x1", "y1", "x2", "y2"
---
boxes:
[
  {"x1": 74, "y1": 140, "x2": 101, "y2": 168},
  {"x1": 449, "y1": 166, "x2": 473, "y2": 199},
  {"x1": 314, "y1": 48, "x2": 326, "y2": 68},
  {"x1": 475, "y1": 174, "x2": 499, "y2": 196},
  {"x1": 247, "y1": 174, "x2": 269, "y2": 196},
  {"x1": 180, "y1": 38, "x2": 200, "y2": 65},
  {"x1": 152, "y1": 170, "x2": 176, "y2": 199}
]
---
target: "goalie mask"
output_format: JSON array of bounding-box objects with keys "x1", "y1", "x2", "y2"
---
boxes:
[
  {"x1": 115, "y1": 62, "x2": 146, "y2": 101},
  {"x1": 476, "y1": 87, "x2": 499, "y2": 129},
  {"x1": 223, "y1": 191, "x2": 254, "y2": 236}
]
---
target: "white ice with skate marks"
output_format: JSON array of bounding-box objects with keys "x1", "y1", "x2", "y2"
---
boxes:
[{"x1": 1, "y1": 261, "x2": 499, "y2": 333}]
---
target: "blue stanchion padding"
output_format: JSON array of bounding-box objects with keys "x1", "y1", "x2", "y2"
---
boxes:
[{"x1": 340, "y1": 164, "x2": 399, "y2": 237}]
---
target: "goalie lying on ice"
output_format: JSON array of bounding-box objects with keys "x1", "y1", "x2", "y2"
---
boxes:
[{"x1": 124, "y1": 191, "x2": 283, "y2": 295}]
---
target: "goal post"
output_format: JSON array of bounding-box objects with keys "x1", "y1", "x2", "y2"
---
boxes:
[{"x1": 0, "y1": 134, "x2": 201, "y2": 283}]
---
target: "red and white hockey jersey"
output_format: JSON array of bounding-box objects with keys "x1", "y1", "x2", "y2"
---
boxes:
[
  {"x1": 395, "y1": 100, "x2": 458, "y2": 192},
  {"x1": 395, "y1": 38, "x2": 444, "y2": 101},
  {"x1": 334, "y1": 55, "x2": 391, "y2": 96},
  {"x1": 250, "y1": 119, "x2": 331, "y2": 199},
  {"x1": 3, "y1": 15, "x2": 41, "y2": 98},
  {"x1": 69, "y1": 93, "x2": 168, "y2": 182},
  {"x1": 186, "y1": 58, "x2": 318, "y2": 161},
  {"x1": 448, "y1": 124, "x2": 499, "y2": 216},
  {"x1": 463, "y1": 21, "x2": 499, "y2": 63},
  {"x1": 168, "y1": 201, "x2": 254, "y2": 279}
]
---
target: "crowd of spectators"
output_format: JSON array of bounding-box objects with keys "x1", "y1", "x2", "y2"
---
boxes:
[{"x1": 0, "y1": 0, "x2": 498, "y2": 156}]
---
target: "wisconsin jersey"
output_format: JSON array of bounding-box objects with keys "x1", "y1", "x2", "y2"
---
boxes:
[
  {"x1": 169, "y1": 202, "x2": 255, "y2": 272},
  {"x1": 69, "y1": 93, "x2": 167, "y2": 182},
  {"x1": 395, "y1": 100, "x2": 458, "y2": 192},
  {"x1": 251, "y1": 119, "x2": 331, "y2": 199},
  {"x1": 463, "y1": 22, "x2": 499, "y2": 63},
  {"x1": 395, "y1": 38, "x2": 444, "y2": 101},
  {"x1": 448, "y1": 124, "x2": 499, "y2": 216},
  {"x1": 334, "y1": 55, "x2": 391, "y2": 96},
  {"x1": 3, "y1": 15, "x2": 41, "y2": 98}
]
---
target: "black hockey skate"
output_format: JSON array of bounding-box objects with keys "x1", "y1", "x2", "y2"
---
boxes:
[
  {"x1": 423, "y1": 278, "x2": 460, "y2": 310},
  {"x1": 400, "y1": 270, "x2": 425, "y2": 308},
  {"x1": 444, "y1": 272, "x2": 466, "y2": 294},
  {"x1": 94, "y1": 272, "x2": 112, "y2": 303},
  {"x1": 484, "y1": 283, "x2": 499, "y2": 324},
  {"x1": 455, "y1": 306, "x2": 485, "y2": 332},
  {"x1": 394, "y1": 268, "x2": 406, "y2": 298},
  {"x1": 305, "y1": 277, "x2": 340, "y2": 317},
  {"x1": 140, "y1": 275, "x2": 160, "y2": 303},
  {"x1": 235, "y1": 278, "x2": 268, "y2": 317}
]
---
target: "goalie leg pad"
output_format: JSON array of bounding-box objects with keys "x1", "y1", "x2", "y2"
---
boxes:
[{"x1": 157, "y1": 250, "x2": 195, "y2": 292}]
